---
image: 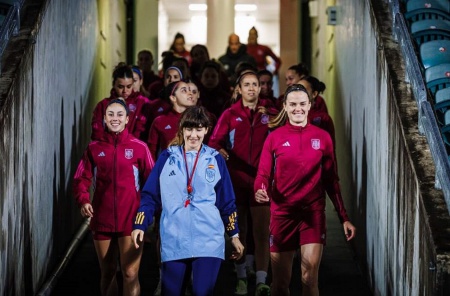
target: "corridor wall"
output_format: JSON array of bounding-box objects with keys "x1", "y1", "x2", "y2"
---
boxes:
[
  {"x1": 0, "y1": 0, "x2": 127, "y2": 294},
  {"x1": 309, "y1": 0, "x2": 449, "y2": 294}
]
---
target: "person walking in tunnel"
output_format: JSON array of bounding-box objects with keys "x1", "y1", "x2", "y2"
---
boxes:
[
  {"x1": 284, "y1": 63, "x2": 310, "y2": 88},
  {"x1": 298, "y1": 76, "x2": 335, "y2": 146},
  {"x1": 131, "y1": 106, "x2": 244, "y2": 296},
  {"x1": 246, "y1": 26, "x2": 282, "y2": 74},
  {"x1": 198, "y1": 60, "x2": 232, "y2": 119},
  {"x1": 73, "y1": 99, "x2": 154, "y2": 296},
  {"x1": 170, "y1": 32, "x2": 192, "y2": 65},
  {"x1": 209, "y1": 71, "x2": 277, "y2": 296},
  {"x1": 137, "y1": 49, "x2": 161, "y2": 90},
  {"x1": 147, "y1": 65, "x2": 184, "y2": 126},
  {"x1": 147, "y1": 79, "x2": 217, "y2": 295},
  {"x1": 91, "y1": 63, "x2": 150, "y2": 141},
  {"x1": 219, "y1": 33, "x2": 257, "y2": 86},
  {"x1": 147, "y1": 80, "x2": 198, "y2": 161},
  {"x1": 190, "y1": 44, "x2": 231, "y2": 94},
  {"x1": 258, "y1": 69, "x2": 278, "y2": 108},
  {"x1": 131, "y1": 65, "x2": 150, "y2": 99},
  {"x1": 254, "y1": 84, "x2": 356, "y2": 296}
]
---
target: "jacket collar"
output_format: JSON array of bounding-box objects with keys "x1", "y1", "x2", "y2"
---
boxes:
[{"x1": 102, "y1": 128, "x2": 130, "y2": 144}]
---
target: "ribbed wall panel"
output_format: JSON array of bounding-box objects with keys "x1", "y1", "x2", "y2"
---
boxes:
[{"x1": 0, "y1": 1, "x2": 97, "y2": 294}]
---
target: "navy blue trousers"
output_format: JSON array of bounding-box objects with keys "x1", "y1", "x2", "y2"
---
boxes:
[{"x1": 161, "y1": 257, "x2": 222, "y2": 296}]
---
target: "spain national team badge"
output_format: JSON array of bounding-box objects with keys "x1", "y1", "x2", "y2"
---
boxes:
[
  {"x1": 128, "y1": 104, "x2": 136, "y2": 112},
  {"x1": 312, "y1": 117, "x2": 321, "y2": 125},
  {"x1": 311, "y1": 139, "x2": 320, "y2": 150},
  {"x1": 125, "y1": 149, "x2": 134, "y2": 159},
  {"x1": 205, "y1": 167, "x2": 215, "y2": 183},
  {"x1": 261, "y1": 114, "x2": 269, "y2": 124}
]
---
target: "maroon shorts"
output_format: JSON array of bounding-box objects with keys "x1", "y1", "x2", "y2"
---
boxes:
[
  {"x1": 92, "y1": 230, "x2": 131, "y2": 241},
  {"x1": 234, "y1": 186, "x2": 270, "y2": 207},
  {"x1": 269, "y1": 210, "x2": 326, "y2": 252}
]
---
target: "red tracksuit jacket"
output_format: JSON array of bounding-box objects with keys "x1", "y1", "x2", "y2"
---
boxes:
[
  {"x1": 91, "y1": 90, "x2": 150, "y2": 141},
  {"x1": 308, "y1": 108, "x2": 336, "y2": 146},
  {"x1": 254, "y1": 122, "x2": 349, "y2": 222},
  {"x1": 209, "y1": 99, "x2": 275, "y2": 189},
  {"x1": 147, "y1": 109, "x2": 181, "y2": 160},
  {"x1": 147, "y1": 108, "x2": 217, "y2": 160},
  {"x1": 73, "y1": 129, "x2": 154, "y2": 233},
  {"x1": 314, "y1": 95, "x2": 328, "y2": 114},
  {"x1": 246, "y1": 43, "x2": 282, "y2": 73}
]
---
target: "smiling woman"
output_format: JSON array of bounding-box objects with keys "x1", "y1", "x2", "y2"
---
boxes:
[
  {"x1": 132, "y1": 106, "x2": 244, "y2": 295},
  {"x1": 104, "y1": 99, "x2": 130, "y2": 133},
  {"x1": 73, "y1": 98, "x2": 154, "y2": 296},
  {"x1": 254, "y1": 83, "x2": 356, "y2": 295},
  {"x1": 208, "y1": 71, "x2": 278, "y2": 295}
]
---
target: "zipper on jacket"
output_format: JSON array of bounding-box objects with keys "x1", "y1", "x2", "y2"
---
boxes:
[
  {"x1": 114, "y1": 136, "x2": 118, "y2": 232},
  {"x1": 248, "y1": 115, "x2": 255, "y2": 187}
]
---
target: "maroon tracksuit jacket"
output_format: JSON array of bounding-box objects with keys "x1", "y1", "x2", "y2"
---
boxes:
[
  {"x1": 254, "y1": 122, "x2": 349, "y2": 222},
  {"x1": 73, "y1": 129, "x2": 154, "y2": 233}
]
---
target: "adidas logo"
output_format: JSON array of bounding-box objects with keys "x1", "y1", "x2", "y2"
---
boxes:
[
  {"x1": 158, "y1": 107, "x2": 164, "y2": 112},
  {"x1": 282, "y1": 141, "x2": 290, "y2": 147},
  {"x1": 165, "y1": 125, "x2": 172, "y2": 130},
  {"x1": 169, "y1": 170, "x2": 176, "y2": 176},
  {"x1": 236, "y1": 117, "x2": 243, "y2": 122},
  {"x1": 98, "y1": 152, "x2": 106, "y2": 157}
]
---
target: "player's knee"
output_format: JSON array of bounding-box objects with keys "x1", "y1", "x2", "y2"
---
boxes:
[
  {"x1": 301, "y1": 270, "x2": 318, "y2": 288},
  {"x1": 121, "y1": 266, "x2": 139, "y2": 282}
]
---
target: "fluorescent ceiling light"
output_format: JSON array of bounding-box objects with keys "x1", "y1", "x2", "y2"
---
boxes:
[
  {"x1": 189, "y1": 4, "x2": 207, "y2": 11},
  {"x1": 235, "y1": 4, "x2": 257, "y2": 11}
]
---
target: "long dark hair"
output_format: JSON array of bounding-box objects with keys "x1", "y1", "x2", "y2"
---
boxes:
[
  {"x1": 288, "y1": 63, "x2": 310, "y2": 79},
  {"x1": 112, "y1": 63, "x2": 133, "y2": 85}
]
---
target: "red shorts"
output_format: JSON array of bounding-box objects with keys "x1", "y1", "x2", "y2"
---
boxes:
[
  {"x1": 234, "y1": 186, "x2": 270, "y2": 207},
  {"x1": 92, "y1": 230, "x2": 131, "y2": 241},
  {"x1": 269, "y1": 210, "x2": 326, "y2": 252}
]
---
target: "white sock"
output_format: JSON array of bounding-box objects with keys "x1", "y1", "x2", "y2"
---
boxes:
[
  {"x1": 235, "y1": 262, "x2": 247, "y2": 279},
  {"x1": 256, "y1": 271, "x2": 267, "y2": 285},
  {"x1": 245, "y1": 254, "x2": 255, "y2": 268}
]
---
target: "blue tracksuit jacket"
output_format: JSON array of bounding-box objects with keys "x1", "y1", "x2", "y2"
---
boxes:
[{"x1": 133, "y1": 144, "x2": 239, "y2": 261}]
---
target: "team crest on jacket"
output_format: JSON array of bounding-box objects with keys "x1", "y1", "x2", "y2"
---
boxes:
[
  {"x1": 125, "y1": 149, "x2": 134, "y2": 159},
  {"x1": 312, "y1": 117, "x2": 322, "y2": 125},
  {"x1": 128, "y1": 104, "x2": 136, "y2": 112},
  {"x1": 205, "y1": 167, "x2": 215, "y2": 183},
  {"x1": 261, "y1": 114, "x2": 269, "y2": 124},
  {"x1": 311, "y1": 139, "x2": 320, "y2": 150}
]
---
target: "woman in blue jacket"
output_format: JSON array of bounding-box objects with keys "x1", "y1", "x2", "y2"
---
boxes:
[{"x1": 132, "y1": 106, "x2": 244, "y2": 296}]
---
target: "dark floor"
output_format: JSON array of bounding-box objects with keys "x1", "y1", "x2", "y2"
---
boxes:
[{"x1": 52, "y1": 203, "x2": 372, "y2": 296}]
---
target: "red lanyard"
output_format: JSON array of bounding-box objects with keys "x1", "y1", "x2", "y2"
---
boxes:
[{"x1": 183, "y1": 145, "x2": 201, "y2": 207}]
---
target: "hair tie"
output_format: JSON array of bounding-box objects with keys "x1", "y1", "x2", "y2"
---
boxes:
[
  {"x1": 131, "y1": 66, "x2": 142, "y2": 79},
  {"x1": 165, "y1": 66, "x2": 183, "y2": 80}
]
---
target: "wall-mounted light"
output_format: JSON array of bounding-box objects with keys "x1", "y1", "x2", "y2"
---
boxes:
[
  {"x1": 189, "y1": 4, "x2": 207, "y2": 11},
  {"x1": 309, "y1": 1, "x2": 318, "y2": 17}
]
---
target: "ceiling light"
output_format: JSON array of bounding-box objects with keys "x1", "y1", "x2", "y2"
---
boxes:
[
  {"x1": 235, "y1": 4, "x2": 257, "y2": 12},
  {"x1": 189, "y1": 4, "x2": 207, "y2": 11}
]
